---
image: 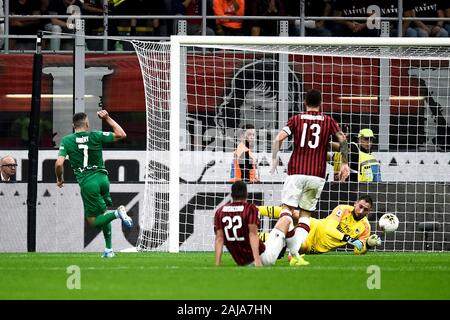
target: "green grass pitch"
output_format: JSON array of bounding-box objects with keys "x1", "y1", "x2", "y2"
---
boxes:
[{"x1": 0, "y1": 252, "x2": 449, "y2": 300}]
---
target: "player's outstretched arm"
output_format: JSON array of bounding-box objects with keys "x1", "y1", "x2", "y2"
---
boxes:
[
  {"x1": 271, "y1": 130, "x2": 288, "y2": 174},
  {"x1": 97, "y1": 110, "x2": 127, "y2": 142},
  {"x1": 342, "y1": 235, "x2": 364, "y2": 250},
  {"x1": 335, "y1": 131, "x2": 349, "y2": 181},
  {"x1": 214, "y1": 230, "x2": 225, "y2": 266},
  {"x1": 55, "y1": 156, "x2": 65, "y2": 188},
  {"x1": 249, "y1": 224, "x2": 263, "y2": 267},
  {"x1": 354, "y1": 234, "x2": 381, "y2": 255}
]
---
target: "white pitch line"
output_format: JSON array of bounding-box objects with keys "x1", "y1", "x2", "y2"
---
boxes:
[{"x1": 0, "y1": 265, "x2": 449, "y2": 272}]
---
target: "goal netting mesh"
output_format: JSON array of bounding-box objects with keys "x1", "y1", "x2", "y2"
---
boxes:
[{"x1": 132, "y1": 37, "x2": 450, "y2": 253}]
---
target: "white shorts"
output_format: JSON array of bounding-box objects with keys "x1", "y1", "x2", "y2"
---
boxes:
[{"x1": 281, "y1": 174, "x2": 325, "y2": 212}]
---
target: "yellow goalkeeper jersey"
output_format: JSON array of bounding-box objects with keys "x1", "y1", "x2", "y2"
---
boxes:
[{"x1": 301, "y1": 205, "x2": 371, "y2": 255}]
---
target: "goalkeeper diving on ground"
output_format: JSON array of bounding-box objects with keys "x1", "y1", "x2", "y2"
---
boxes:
[{"x1": 258, "y1": 195, "x2": 382, "y2": 260}]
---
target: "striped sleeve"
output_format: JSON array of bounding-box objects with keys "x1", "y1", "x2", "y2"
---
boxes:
[
  {"x1": 329, "y1": 116, "x2": 341, "y2": 136},
  {"x1": 214, "y1": 209, "x2": 222, "y2": 233},
  {"x1": 284, "y1": 116, "x2": 295, "y2": 136},
  {"x1": 246, "y1": 204, "x2": 260, "y2": 227}
]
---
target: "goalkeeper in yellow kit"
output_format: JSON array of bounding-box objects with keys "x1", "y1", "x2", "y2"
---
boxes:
[{"x1": 259, "y1": 195, "x2": 381, "y2": 256}]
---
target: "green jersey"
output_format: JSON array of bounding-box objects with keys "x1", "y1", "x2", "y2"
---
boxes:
[{"x1": 58, "y1": 131, "x2": 114, "y2": 184}]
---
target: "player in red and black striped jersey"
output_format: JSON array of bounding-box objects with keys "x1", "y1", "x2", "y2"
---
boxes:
[
  {"x1": 214, "y1": 181, "x2": 286, "y2": 267},
  {"x1": 270, "y1": 89, "x2": 349, "y2": 266}
]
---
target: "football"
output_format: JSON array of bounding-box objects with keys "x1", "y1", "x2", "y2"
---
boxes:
[{"x1": 379, "y1": 213, "x2": 399, "y2": 233}]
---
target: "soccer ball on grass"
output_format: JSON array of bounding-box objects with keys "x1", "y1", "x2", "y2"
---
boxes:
[{"x1": 378, "y1": 213, "x2": 399, "y2": 233}]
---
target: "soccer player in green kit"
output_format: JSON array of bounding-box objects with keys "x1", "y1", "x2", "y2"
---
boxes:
[{"x1": 55, "y1": 110, "x2": 133, "y2": 258}]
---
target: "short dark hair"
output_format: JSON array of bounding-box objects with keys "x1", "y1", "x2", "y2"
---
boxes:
[
  {"x1": 240, "y1": 124, "x2": 255, "y2": 139},
  {"x1": 241, "y1": 123, "x2": 255, "y2": 130},
  {"x1": 357, "y1": 194, "x2": 373, "y2": 207},
  {"x1": 73, "y1": 112, "x2": 88, "y2": 129},
  {"x1": 305, "y1": 89, "x2": 322, "y2": 108},
  {"x1": 231, "y1": 181, "x2": 247, "y2": 200}
]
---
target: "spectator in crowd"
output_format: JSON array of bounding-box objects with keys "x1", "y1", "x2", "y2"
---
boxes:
[
  {"x1": 406, "y1": 0, "x2": 448, "y2": 37},
  {"x1": 80, "y1": 0, "x2": 106, "y2": 50},
  {"x1": 9, "y1": 0, "x2": 41, "y2": 50},
  {"x1": 109, "y1": 0, "x2": 133, "y2": 49},
  {"x1": 45, "y1": 0, "x2": 103, "y2": 51},
  {"x1": 250, "y1": 0, "x2": 285, "y2": 36},
  {"x1": 176, "y1": 0, "x2": 215, "y2": 35},
  {"x1": 381, "y1": 0, "x2": 417, "y2": 37},
  {"x1": 213, "y1": 0, "x2": 245, "y2": 36},
  {"x1": 331, "y1": 0, "x2": 379, "y2": 37},
  {"x1": 445, "y1": 4, "x2": 450, "y2": 35},
  {"x1": 134, "y1": 0, "x2": 163, "y2": 37},
  {"x1": 0, "y1": 156, "x2": 18, "y2": 182},
  {"x1": 287, "y1": 0, "x2": 332, "y2": 37},
  {"x1": 158, "y1": 0, "x2": 173, "y2": 36},
  {"x1": 39, "y1": 0, "x2": 52, "y2": 50},
  {"x1": 110, "y1": 0, "x2": 162, "y2": 51},
  {"x1": 332, "y1": 128, "x2": 381, "y2": 182},
  {"x1": 230, "y1": 124, "x2": 259, "y2": 183},
  {"x1": 109, "y1": 0, "x2": 136, "y2": 50}
]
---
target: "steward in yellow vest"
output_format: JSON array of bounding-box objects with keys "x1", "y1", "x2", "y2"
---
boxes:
[{"x1": 333, "y1": 128, "x2": 381, "y2": 182}]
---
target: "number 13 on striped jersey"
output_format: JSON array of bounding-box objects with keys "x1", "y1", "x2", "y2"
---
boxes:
[{"x1": 300, "y1": 123, "x2": 321, "y2": 148}]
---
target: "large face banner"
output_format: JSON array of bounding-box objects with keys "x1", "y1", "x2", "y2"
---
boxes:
[{"x1": 214, "y1": 59, "x2": 302, "y2": 131}]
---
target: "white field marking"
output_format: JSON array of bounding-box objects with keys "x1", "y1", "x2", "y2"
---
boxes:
[
  {"x1": 0, "y1": 266, "x2": 180, "y2": 271},
  {"x1": 1, "y1": 265, "x2": 450, "y2": 272},
  {"x1": 2, "y1": 252, "x2": 448, "y2": 257},
  {"x1": 266, "y1": 265, "x2": 450, "y2": 272}
]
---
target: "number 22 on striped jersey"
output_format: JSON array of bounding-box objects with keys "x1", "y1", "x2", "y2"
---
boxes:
[
  {"x1": 300, "y1": 123, "x2": 321, "y2": 148},
  {"x1": 222, "y1": 216, "x2": 245, "y2": 241}
]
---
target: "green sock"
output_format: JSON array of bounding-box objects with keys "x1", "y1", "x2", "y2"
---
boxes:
[
  {"x1": 94, "y1": 212, "x2": 117, "y2": 228},
  {"x1": 102, "y1": 223, "x2": 112, "y2": 250}
]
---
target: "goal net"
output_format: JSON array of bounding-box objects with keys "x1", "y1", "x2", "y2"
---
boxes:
[{"x1": 133, "y1": 36, "x2": 450, "y2": 253}]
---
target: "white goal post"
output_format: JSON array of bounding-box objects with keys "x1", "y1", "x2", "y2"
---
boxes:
[{"x1": 133, "y1": 36, "x2": 450, "y2": 253}]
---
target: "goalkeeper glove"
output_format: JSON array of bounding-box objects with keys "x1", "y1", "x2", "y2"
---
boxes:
[
  {"x1": 367, "y1": 234, "x2": 382, "y2": 249},
  {"x1": 342, "y1": 234, "x2": 364, "y2": 250}
]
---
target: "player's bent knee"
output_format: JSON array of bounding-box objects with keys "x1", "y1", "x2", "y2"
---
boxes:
[{"x1": 86, "y1": 216, "x2": 96, "y2": 227}]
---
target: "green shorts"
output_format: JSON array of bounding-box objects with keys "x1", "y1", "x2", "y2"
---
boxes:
[{"x1": 80, "y1": 172, "x2": 112, "y2": 217}]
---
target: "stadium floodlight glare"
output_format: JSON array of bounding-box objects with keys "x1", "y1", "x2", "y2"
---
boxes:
[
  {"x1": 132, "y1": 36, "x2": 450, "y2": 253},
  {"x1": 338, "y1": 96, "x2": 426, "y2": 101}
]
